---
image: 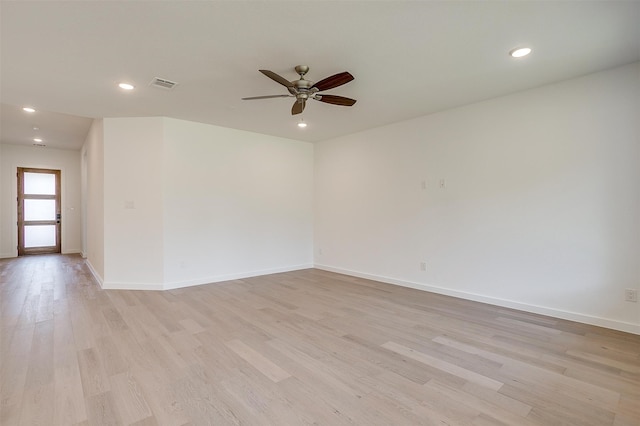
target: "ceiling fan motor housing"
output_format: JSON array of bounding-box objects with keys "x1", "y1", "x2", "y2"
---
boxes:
[{"x1": 291, "y1": 78, "x2": 316, "y2": 100}]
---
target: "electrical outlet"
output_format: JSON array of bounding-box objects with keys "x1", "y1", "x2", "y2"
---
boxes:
[
  {"x1": 624, "y1": 288, "x2": 638, "y2": 302},
  {"x1": 318, "y1": 248, "x2": 323, "y2": 255},
  {"x1": 420, "y1": 262, "x2": 427, "y2": 271},
  {"x1": 439, "y1": 179, "x2": 446, "y2": 189},
  {"x1": 421, "y1": 180, "x2": 427, "y2": 190}
]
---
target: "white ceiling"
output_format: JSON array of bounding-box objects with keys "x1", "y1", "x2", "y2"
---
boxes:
[{"x1": 2, "y1": 1, "x2": 639, "y2": 150}]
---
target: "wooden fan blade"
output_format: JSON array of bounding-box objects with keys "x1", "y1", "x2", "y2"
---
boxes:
[
  {"x1": 312, "y1": 72, "x2": 354, "y2": 91},
  {"x1": 291, "y1": 99, "x2": 305, "y2": 115},
  {"x1": 259, "y1": 70, "x2": 294, "y2": 88},
  {"x1": 316, "y1": 95, "x2": 357, "y2": 106},
  {"x1": 242, "y1": 95, "x2": 292, "y2": 100}
]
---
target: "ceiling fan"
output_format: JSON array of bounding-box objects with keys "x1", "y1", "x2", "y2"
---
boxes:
[{"x1": 242, "y1": 65, "x2": 356, "y2": 115}]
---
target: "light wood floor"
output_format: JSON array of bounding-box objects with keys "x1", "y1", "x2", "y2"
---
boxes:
[{"x1": 1, "y1": 255, "x2": 639, "y2": 425}]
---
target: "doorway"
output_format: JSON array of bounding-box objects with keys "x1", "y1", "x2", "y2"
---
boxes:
[{"x1": 17, "y1": 168, "x2": 61, "y2": 255}]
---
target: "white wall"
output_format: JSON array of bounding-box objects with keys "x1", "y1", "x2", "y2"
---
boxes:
[
  {"x1": 0, "y1": 146, "x2": 3, "y2": 254},
  {"x1": 0, "y1": 144, "x2": 82, "y2": 258},
  {"x1": 82, "y1": 119, "x2": 105, "y2": 282},
  {"x1": 314, "y1": 62, "x2": 640, "y2": 333},
  {"x1": 162, "y1": 118, "x2": 314, "y2": 288},
  {"x1": 96, "y1": 117, "x2": 314, "y2": 290},
  {"x1": 103, "y1": 117, "x2": 164, "y2": 288}
]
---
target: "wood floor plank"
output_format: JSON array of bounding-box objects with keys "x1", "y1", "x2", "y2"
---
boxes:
[
  {"x1": 356, "y1": 370, "x2": 466, "y2": 425},
  {"x1": 172, "y1": 363, "x2": 250, "y2": 425},
  {"x1": 128, "y1": 365, "x2": 191, "y2": 426},
  {"x1": 267, "y1": 337, "x2": 368, "y2": 398},
  {"x1": 53, "y1": 368, "x2": 87, "y2": 425},
  {"x1": 424, "y1": 379, "x2": 538, "y2": 425},
  {"x1": 566, "y1": 349, "x2": 640, "y2": 374},
  {"x1": 23, "y1": 320, "x2": 54, "y2": 390},
  {"x1": 128, "y1": 416, "x2": 160, "y2": 426},
  {"x1": 19, "y1": 383, "x2": 54, "y2": 426},
  {"x1": 0, "y1": 403, "x2": 20, "y2": 426},
  {"x1": 382, "y1": 341, "x2": 504, "y2": 391},
  {"x1": 109, "y1": 371, "x2": 152, "y2": 425},
  {"x1": 225, "y1": 339, "x2": 291, "y2": 383},
  {"x1": 85, "y1": 391, "x2": 122, "y2": 426},
  {"x1": 177, "y1": 318, "x2": 205, "y2": 334},
  {"x1": 499, "y1": 361, "x2": 621, "y2": 411},
  {"x1": 94, "y1": 335, "x2": 128, "y2": 377},
  {"x1": 499, "y1": 382, "x2": 617, "y2": 426},
  {"x1": 77, "y1": 347, "x2": 111, "y2": 397},
  {"x1": 0, "y1": 325, "x2": 34, "y2": 408},
  {"x1": 1, "y1": 254, "x2": 639, "y2": 425}
]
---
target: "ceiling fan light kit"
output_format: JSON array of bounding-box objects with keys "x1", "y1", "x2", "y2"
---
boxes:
[{"x1": 242, "y1": 65, "x2": 356, "y2": 115}]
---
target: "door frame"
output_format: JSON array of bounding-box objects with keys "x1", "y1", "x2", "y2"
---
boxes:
[{"x1": 17, "y1": 167, "x2": 62, "y2": 256}]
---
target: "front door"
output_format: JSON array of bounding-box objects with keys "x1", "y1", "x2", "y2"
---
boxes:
[{"x1": 17, "y1": 168, "x2": 61, "y2": 255}]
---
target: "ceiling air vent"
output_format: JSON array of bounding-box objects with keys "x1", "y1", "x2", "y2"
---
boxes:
[{"x1": 150, "y1": 77, "x2": 178, "y2": 90}]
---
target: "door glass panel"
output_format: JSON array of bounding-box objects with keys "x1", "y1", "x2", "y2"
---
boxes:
[
  {"x1": 24, "y1": 199, "x2": 56, "y2": 221},
  {"x1": 24, "y1": 225, "x2": 56, "y2": 248},
  {"x1": 24, "y1": 172, "x2": 56, "y2": 195}
]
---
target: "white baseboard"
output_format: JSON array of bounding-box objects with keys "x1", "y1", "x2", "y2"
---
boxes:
[
  {"x1": 163, "y1": 263, "x2": 314, "y2": 290},
  {"x1": 102, "y1": 281, "x2": 164, "y2": 291},
  {"x1": 2, "y1": 250, "x2": 81, "y2": 258},
  {"x1": 95, "y1": 263, "x2": 314, "y2": 291},
  {"x1": 84, "y1": 259, "x2": 104, "y2": 288},
  {"x1": 62, "y1": 249, "x2": 82, "y2": 255},
  {"x1": 314, "y1": 264, "x2": 640, "y2": 336}
]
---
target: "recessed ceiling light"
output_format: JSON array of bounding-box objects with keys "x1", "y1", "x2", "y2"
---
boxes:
[
  {"x1": 509, "y1": 47, "x2": 532, "y2": 58},
  {"x1": 33, "y1": 138, "x2": 43, "y2": 142},
  {"x1": 23, "y1": 107, "x2": 36, "y2": 113},
  {"x1": 297, "y1": 119, "x2": 307, "y2": 128},
  {"x1": 118, "y1": 83, "x2": 135, "y2": 90}
]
